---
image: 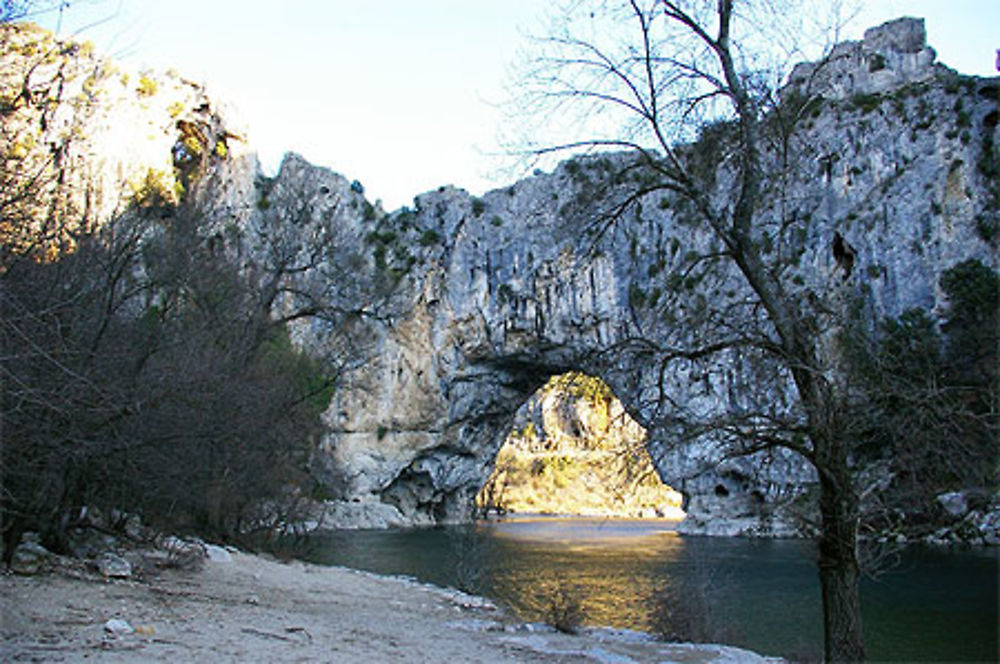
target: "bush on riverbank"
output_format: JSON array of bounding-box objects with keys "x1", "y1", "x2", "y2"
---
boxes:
[{"x1": 1, "y1": 208, "x2": 334, "y2": 558}]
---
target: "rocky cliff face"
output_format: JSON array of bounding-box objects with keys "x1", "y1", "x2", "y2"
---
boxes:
[
  {"x1": 271, "y1": 17, "x2": 997, "y2": 535},
  {"x1": 5, "y1": 19, "x2": 996, "y2": 536},
  {"x1": 785, "y1": 17, "x2": 938, "y2": 100},
  {"x1": 1, "y1": 23, "x2": 250, "y2": 249}
]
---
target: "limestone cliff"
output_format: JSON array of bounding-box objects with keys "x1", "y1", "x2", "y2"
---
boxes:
[
  {"x1": 0, "y1": 22, "x2": 249, "y2": 257},
  {"x1": 264, "y1": 17, "x2": 997, "y2": 536},
  {"x1": 4, "y1": 19, "x2": 996, "y2": 537}
]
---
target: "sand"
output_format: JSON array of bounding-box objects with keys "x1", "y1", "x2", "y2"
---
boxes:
[{"x1": 0, "y1": 548, "x2": 780, "y2": 663}]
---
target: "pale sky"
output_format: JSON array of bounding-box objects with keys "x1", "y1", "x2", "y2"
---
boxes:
[{"x1": 36, "y1": 1, "x2": 1000, "y2": 210}]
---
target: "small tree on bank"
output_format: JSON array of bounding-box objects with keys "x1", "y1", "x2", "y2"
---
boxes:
[{"x1": 845, "y1": 260, "x2": 999, "y2": 541}]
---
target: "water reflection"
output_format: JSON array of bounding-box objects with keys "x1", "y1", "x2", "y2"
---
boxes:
[
  {"x1": 483, "y1": 517, "x2": 686, "y2": 630},
  {"x1": 296, "y1": 517, "x2": 998, "y2": 662},
  {"x1": 488, "y1": 515, "x2": 682, "y2": 544}
]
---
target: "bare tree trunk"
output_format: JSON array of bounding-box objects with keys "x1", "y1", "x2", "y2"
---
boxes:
[
  {"x1": 816, "y1": 435, "x2": 866, "y2": 662},
  {"x1": 509, "y1": 1, "x2": 889, "y2": 656},
  {"x1": 743, "y1": 209, "x2": 867, "y2": 661}
]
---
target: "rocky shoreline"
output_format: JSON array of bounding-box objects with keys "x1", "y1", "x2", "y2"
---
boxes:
[
  {"x1": 307, "y1": 489, "x2": 1000, "y2": 547},
  {"x1": 1, "y1": 542, "x2": 782, "y2": 663}
]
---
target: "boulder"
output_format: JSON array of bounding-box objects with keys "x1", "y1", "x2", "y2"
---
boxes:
[
  {"x1": 161, "y1": 536, "x2": 204, "y2": 557},
  {"x1": 10, "y1": 540, "x2": 49, "y2": 575},
  {"x1": 159, "y1": 536, "x2": 206, "y2": 568},
  {"x1": 68, "y1": 528, "x2": 118, "y2": 559},
  {"x1": 104, "y1": 618, "x2": 133, "y2": 636},
  {"x1": 937, "y1": 492, "x2": 969, "y2": 518},
  {"x1": 203, "y1": 543, "x2": 232, "y2": 563},
  {"x1": 316, "y1": 500, "x2": 409, "y2": 530},
  {"x1": 124, "y1": 514, "x2": 145, "y2": 541}
]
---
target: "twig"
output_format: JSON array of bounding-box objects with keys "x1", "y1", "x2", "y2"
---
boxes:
[{"x1": 240, "y1": 627, "x2": 298, "y2": 643}]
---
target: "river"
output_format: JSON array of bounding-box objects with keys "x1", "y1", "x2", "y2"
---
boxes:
[{"x1": 294, "y1": 517, "x2": 998, "y2": 662}]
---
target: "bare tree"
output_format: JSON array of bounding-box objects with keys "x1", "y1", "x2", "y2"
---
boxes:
[
  {"x1": 0, "y1": 1, "x2": 67, "y2": 25},
  {"x1": 0, "y1": 92, "x2": 348, "y2": 555},
  {"x1": 0, "y1": 198, "x2": 339, "y2": 553},
  {"x1": 510, "y1": 2, "x2": 879, "y2": 660}
]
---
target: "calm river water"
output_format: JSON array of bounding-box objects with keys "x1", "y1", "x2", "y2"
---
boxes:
[{"x1": 295, "y1": 517, "x2": 998, "y2": 662}]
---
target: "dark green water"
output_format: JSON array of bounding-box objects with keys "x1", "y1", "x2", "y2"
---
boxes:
[{"x1": 294, "y1": 517, "x2": 998, "y2": 662}]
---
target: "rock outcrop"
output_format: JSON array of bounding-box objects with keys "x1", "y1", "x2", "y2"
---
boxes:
[
  {"x1": 784, "y1": 17, "x2": 938, "y2": 100},
  {"x1": 0, "y1": 22, "x2": 249, "y2": 257},
  {"x1": 4, "y1": 18, "x2": 997, "y2": 537}
]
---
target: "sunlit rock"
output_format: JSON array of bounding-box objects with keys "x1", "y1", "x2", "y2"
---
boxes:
[
  {"x1": 477, "y1": 372, "x2": 685, "y2": 519},
  {"x1": 783, "y1": 17, "x2": 937, "y2": 100}
]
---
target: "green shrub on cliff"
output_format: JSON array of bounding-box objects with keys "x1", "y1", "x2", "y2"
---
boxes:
[
  {"x1": 136, "y1": 74, "x2": 158, "y2": 97},
  {"x1": 845, "y1": 259, "x2": 999, "y2": 534}
]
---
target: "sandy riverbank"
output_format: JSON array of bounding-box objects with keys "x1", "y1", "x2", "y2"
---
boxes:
[{"x1": 1, "y1": 548, "x2": 781, "y2": 663}]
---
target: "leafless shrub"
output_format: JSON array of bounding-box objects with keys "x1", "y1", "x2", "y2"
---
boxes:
[
  {"x1": 649, "y1": 583, "x2": 714, "y2": 643},
  {"x1": 1, "y1": 203, "x2": 337, "y2": 557},
  {"x1": 782, "y1": 644, "x2": 825, "y2": 664},
  {"x1": 448, "y1": 523, "x2": 489, "y2": 594},
  {"x1": 648, "y1": 544, "x2": 740, "y2": 645},
  {"x1": 544, "y1": 583, "x2": 585, "y2": 635},
  {"x1": 159, "y1": 539, "x2": 205, "y2": 572}
]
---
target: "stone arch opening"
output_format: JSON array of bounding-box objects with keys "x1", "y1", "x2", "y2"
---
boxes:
[{"x1": 474, "y1": 371, "x2": 684, "y2": 521}]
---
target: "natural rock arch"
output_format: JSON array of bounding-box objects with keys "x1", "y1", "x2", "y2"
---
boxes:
[
  {"x1": 474, "y1": 371, "x2": 684, "y2": 520},
  {"x1": 261, "y1": 99, "x2": 992, "y2": 533},
  {"x1": 201, "y1": 20, "x2": 996, "y2": 533},
  {"x1": 242, "y1": 154, "x2": 754, "y2": 531}
]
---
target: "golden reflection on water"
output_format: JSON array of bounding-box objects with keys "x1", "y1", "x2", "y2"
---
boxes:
[
  {"x1": 482, "y1": 516, "x2": 686, "y2": 630},
  {"x1": 299, "y1": 518, "x2": 998, "y2": 661},
  {"x1": 488, "y1": 516, "x2": 681, "y2": 544}
]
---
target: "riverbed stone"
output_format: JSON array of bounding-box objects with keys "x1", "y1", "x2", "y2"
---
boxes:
[
  {"x1": 103, "y1": 618, "x2": 133, "y2": 636},
  {"x1": 203, "y1": 543, "x2": 232, "y2": 563},
  {"x1": 97, "y1": 553, "x2": 132, "y2": 578},
  {"x1": 123, "y1": 514, "x2": 145, "y2": 541},
  {"x1": 10, "y1": 540, "x2": 49, "y2": 576},
  {"x1": 68, "y1": 528, "x2": 118, "y2": 559}
]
